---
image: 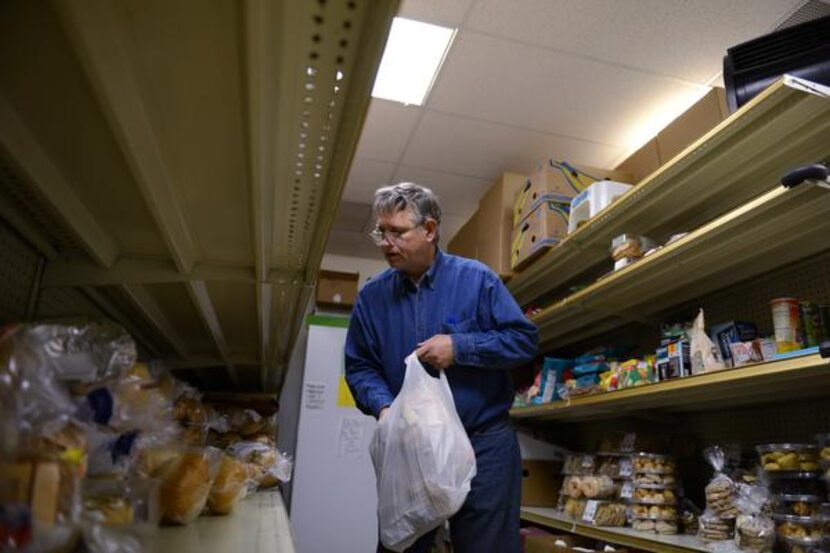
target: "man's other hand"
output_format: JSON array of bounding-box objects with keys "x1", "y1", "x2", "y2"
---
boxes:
[{"x1": 416, "y1": 334, "x2": 454, "y2": 370}]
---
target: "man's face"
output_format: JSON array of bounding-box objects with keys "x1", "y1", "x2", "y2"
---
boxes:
[{"x1": 375, "y1": 208, "x2": 436, "y2": 273}]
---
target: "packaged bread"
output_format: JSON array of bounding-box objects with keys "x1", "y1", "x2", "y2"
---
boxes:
[
  {"x1": 734, "y1": 483, "x2": 774, "y2": 552},
  {"x1": 580, "y1": 476, "x2": 617, "y2": 499},
  {"x1": 580, "y1": 500, "x2": 626, "y2": 527},
  {"x1": 206, "y1": 454, "x2": 250, "y2": 515},
  {"x1": 631, "y1": 487, "x2": 677, "y2": 505},
  {"x1": 563, "y1": 453, "x2": 596, "y2": 476},
  {"x1": 173, "y1": 397, "x2": 208, "y2": 426},
  {"x1": 628, "y1": 503, "x2": 677, "y2": 520},
  {"x1": 158, "y1": 447, "x2": 220, "y2": 525},
  {"x1": 632, "y1": 453, "x2": 676, "y2": 475}
]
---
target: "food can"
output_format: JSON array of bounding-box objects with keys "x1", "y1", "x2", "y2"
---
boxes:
[
  {"x1": 771, "y1": 298, "x2": 802, "y2": 353},
  {"x1": 801, "y1": 302, "x2": 822, "y2": 348}
]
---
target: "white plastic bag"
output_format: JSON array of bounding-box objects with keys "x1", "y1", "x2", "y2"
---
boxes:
[
  {"x1": 690, "y1": 309, "x2": 726, "y2": 374},
  {"x1": 370, "y1": 352, "x2": 477, "y2": 552}
]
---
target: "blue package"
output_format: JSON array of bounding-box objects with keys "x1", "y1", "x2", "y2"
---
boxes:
[
  {"x1": 574, "y1": 373, "x2": 600, "y2": 388},
  {"x1": 572, "y1": 361, "x2": 607, "y2": 377},
  {"x1": 536, "y1": 357, "x2": 573, "y2": 403},
  {"x1": 710, "y1": 321, "x2": 757, "y2": 365}
]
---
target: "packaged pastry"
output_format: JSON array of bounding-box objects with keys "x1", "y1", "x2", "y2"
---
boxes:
[
  {"x1": 563, "y1": 497, "x2": 586, "y2": 519},
  {"x1": 610, "y1": 235, "x2": 654, "y2": 262},
  {"x1": 735, "y1": 483, "x2": 774, "y2": 552},
  {"x1": 173, "y1": 397, "x2": 208, "y2": 426},
  {"x1": 597, "y1": 431, "x2": 665, "y2": 454},
  {"x1": 563, "y1": 476, "x2": 584, "y2": 498},
  {"x1": 704, "y1": 446, "x2": 739, "y2": 518},
  {"x1": 773, "y1": 514, "x2": 823, "y2": 542},
  {"x1": 158, "y1": 447, "x2": 221, "y2": 525},
  {"x1": 699, "y1": 510, "x2": 736, "y2": 541},
  {"x1": 631, "y1": 518, "x2": 678, "y2": 534},
  {"x1": 765, "y1": 472, "x2": 825, "y2": 496},
  {"x1": 771, "y1": 495, "x2": 823, "y2": 517},
  {"x1": 633, "y1": 473, "x2": 676, "y2": 487},
  {"x1": 817, "y1": 434, "x2": 830, "y2": 464},
  {"x1": 597, "y1": 455, "x2": 633, "y2": 478},
  {"x1": 757, "y1": 444, "x2": 820, "y2": 472},
  {"x1": 632, "y1": 453, "x2": 676, "y2": 475},
  {"x1": 563, "y1": 453, "x2": 596, "y2": 476},
  {"x1": 630, "y1": 487, "x2": 677, "y2": 505},
  {"x1": 579, "y1": 476, "x2": 617, "y2": 499},
  {"x1": 628, "y1": 503, "x2": 678, "y2": 520},
  {"x1": 579, "y1": 500, "x2": 626, "y2": 527},
  {"x1": 777, "y1": 535, "x2": 822, "y2": 553},
  {"x1": 206, "y1": 454, "x2": 250, "y2": 515}
]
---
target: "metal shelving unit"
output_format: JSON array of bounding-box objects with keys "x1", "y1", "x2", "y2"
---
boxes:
[
  {"x1": 511, "y1": 353, "x2": 830, "y2": 422},
  {"x1": 529, "y1": 182, "x2": 830, "y2": 349},
  {"x1": 521, "y1": 508, "x2": 707, "y2": 553},
  {"x1": 508, "y1": 76, "x2": 830, "y2": 308},
  {"x1": 0, "y1": 0, "x2": 399, "y2": 392}
]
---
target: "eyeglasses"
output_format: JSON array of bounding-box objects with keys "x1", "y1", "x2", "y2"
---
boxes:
[{"x1": 368, "y1": 223, "x2": 422, "y2": 246}]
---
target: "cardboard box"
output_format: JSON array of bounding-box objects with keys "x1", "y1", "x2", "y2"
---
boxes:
[
  {"x1": 656, "y1": 339, "x2": 691, "y2": 380},
  {"x1": 657, "y1": 87, "x2": 729, "y2": 164},
  {"x1": 315, "y1": 270, "x2": 358, "y2": 309},
  {"x1": 521, "y1": 460, "x2": 562, "y2": 507},
  {"x1": 511, "y1": 200, "x2": 570, "y2": 271},
  {"x1": 477, "y1": 173, "x2": 525, "y2": 279},
  {"x1": 447, "y1": 210, "x2": 479, "y2": 259},
  {"x1": 614, "y1": 138, "x2": 660, "y2": 184},
  {"x1": 514, "y1": 160, "x2": 632, "y2": 226}
]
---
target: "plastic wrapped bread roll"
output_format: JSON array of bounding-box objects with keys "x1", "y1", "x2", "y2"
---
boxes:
[
  {"x1": 206, "y1": 454, "x2": 250, "y2": 515},
  {"x1": 632, "y1": 453, "x2": 676, "y2": 475},
  {"x1": 159, "y1": 447, "x2": 221, "y2": 524},
  {"x1": 564, "y1": 476, "x2": 583, "y2": 498}
]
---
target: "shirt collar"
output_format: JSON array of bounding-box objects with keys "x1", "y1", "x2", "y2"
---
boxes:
[{"x1": 398, "y1": 248, "x2": 443, "y2": 293}]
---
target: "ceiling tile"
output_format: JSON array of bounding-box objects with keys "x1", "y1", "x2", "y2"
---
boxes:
[
  {"x1": 403, "y1": 111, "x2": 623, "y2": 179},
  {"x1": 354, "y1": 99, "x2": 422, "y2": 163},
  {"x1": 398, "y1": 0, "x2": 475, "y2": 27},
  {"x1": 332, "y1": 201, "x2": 373, "y2": 232},
  {"x1": 428, "y1": 31, "x2": 708, "y2": 150},
  {"x1": 393, "y1": 165, "x2": 491, "y2": 217},
  {"x1": 466, "y1": 0, "x2": 803, "y2": 85},
  {"x1": 341, "y1": 157, "x2": 397, "y2": 204}
]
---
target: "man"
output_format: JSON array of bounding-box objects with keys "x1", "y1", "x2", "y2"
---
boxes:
[{"x1": 345, "y1": 182, "x2": 539, "y2": 553}]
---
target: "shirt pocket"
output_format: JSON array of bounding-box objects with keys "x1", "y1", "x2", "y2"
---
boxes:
[{"x1": 441, "y1": 317, "x2": 480, "y2": 334}]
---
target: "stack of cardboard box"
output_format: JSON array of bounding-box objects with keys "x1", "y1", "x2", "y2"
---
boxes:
[{"x1": 447, "y1": 88, "x2": 729, "y2": 280}]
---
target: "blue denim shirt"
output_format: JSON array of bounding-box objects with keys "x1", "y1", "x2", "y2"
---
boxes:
[{"x1": 344, "y1": 250, "x2": 539, "y2": 432}]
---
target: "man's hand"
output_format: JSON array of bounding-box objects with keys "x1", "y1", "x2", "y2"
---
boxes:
[
  {"x1": 416, "y1": 334, "x2": 454, "y2": 370},
  {"x1": 378, "y1": 407, "x2": 389, "y2": 421}
]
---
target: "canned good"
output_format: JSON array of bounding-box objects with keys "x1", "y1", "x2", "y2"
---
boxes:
[{"x1": 771, "y1": 298, "x2": 804, "y2": 353}]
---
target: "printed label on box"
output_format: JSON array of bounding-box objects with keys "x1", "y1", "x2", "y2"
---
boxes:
[{"x1": 582, "y1": 500, "x2": 599, "y2": 523}]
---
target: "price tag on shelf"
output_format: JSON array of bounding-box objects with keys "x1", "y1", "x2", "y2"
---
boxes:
[
  {"x1": 620, "y1": 481, "x2": 634, "y2": 499},
  {"x1": 620, "y1": 432, "x2": 637, "y2": 452},
  {"x1": 620, "y1": 458, "x2": 633, "y2": 477},
  {"x1": 581, "y1": 455, "x2": 593, "y2": 469},
  {"x1": 581, "y1": 500, "x2": 599, "y2": 523}
]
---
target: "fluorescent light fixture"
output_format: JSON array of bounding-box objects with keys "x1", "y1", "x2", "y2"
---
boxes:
[{"x1": 372, "y1": 17, "x2": 456, "y2": 106}]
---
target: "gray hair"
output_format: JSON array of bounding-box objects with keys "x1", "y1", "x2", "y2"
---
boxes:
[{"x1": 373, "y1": 182, "x2": 442, "y2": 233}]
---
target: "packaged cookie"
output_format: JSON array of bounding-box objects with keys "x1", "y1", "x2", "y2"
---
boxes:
[
  {"x1": 735, "y1": 483, "x2": 774, "y2": 552},
  {"x1": 699, "y1": 509, "x2": 736, "y2": 541},
  {"x1": 632, "y1": 453, "x2": 676, "y2": 475},
  {"x1": 777, "y1": 535, "x2": 821, "y2": 553},
  {"x1": 704, "y1": 446, "x2": 739, "y2": 518},
  {"x1": 680, "y1": 499, "x2": 702, "y2": 535},
  {"x1": 628, "y1": 503, "x2": 678, "y2": 520},
  {"x1": 757, "y1": 444, "x2": 820, "y2": 472},
  {"x1": 563, "y1": 453, "x2": 596, "y2": 476},
  {"x1": 773, "y1": 514, "x2": 823, "y2": 543},
  {"x1": 771, "y1": 495, "x2": 823, "y2": 517},
  {"x1": 579, "y1": 500, "x2": 627, "y2": 527}
]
